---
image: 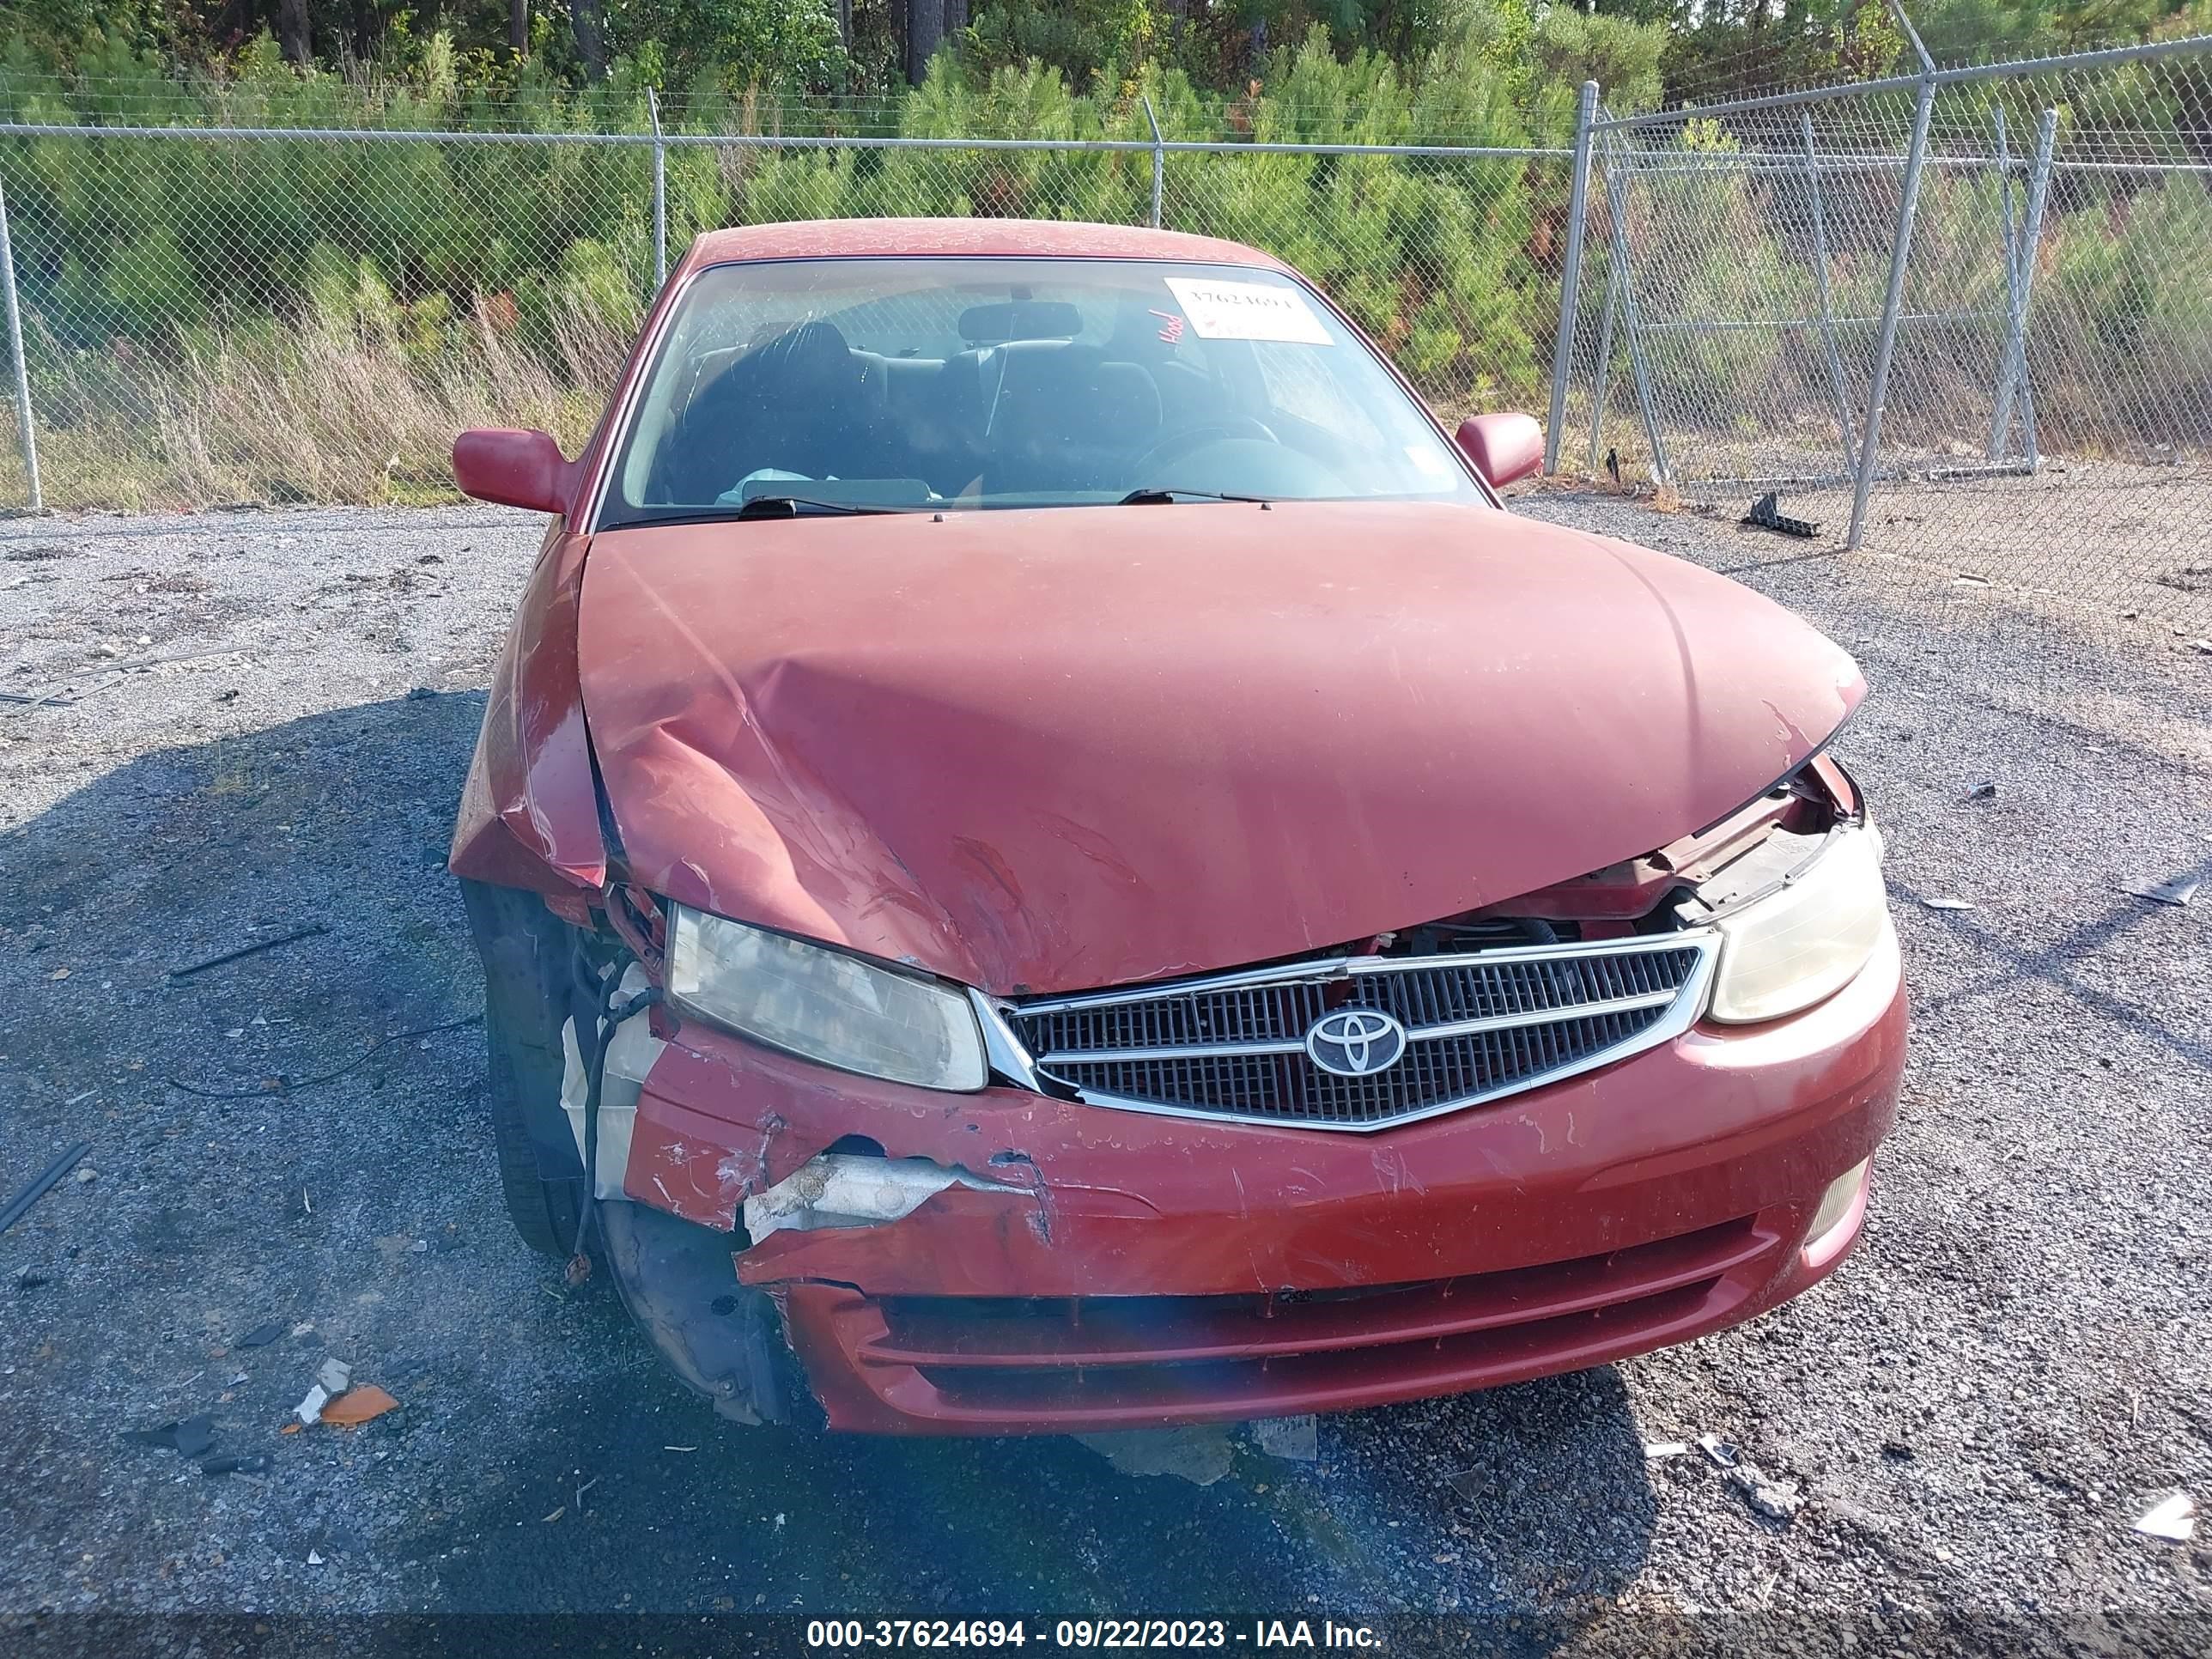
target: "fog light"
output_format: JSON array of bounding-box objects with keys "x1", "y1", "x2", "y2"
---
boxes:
[{"x1": 1808, "y1": 1158, "x2": 1870, "y2": 1242}]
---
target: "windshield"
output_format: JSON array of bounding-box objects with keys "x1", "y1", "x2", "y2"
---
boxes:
[{"x1": 601, "y1": 257, "x2": 1485, "y2": 525}]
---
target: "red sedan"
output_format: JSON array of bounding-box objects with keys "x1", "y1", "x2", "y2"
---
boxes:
[{"x1": 449, "y1": 219, "x2": 1905, "y2": 1434}]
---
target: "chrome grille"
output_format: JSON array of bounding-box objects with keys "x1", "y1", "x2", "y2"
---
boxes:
[{"x1": 1004, "y1": 933, "x2": 1718, "y2": 1132}]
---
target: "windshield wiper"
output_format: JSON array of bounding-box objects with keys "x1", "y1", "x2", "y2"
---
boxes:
[
  {"x1": 1118, "y1": 486, "x2": 1271, "y2": 506},
  {"x1": 732, "y1": 495, "x2": 898, "y2": 520}
]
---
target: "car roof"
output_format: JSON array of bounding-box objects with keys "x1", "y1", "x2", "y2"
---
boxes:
[{"x1": 678, "y1": 217, "x2": 1294, "y2": 276}]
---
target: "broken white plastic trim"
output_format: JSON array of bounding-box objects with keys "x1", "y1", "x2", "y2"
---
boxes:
[
  {"x1": 560, "y1": 963, "x2": 665, "y2": 1200},
  {"x1": 743, "y1": 1152, "x2": 1027, "y2": 1245}
]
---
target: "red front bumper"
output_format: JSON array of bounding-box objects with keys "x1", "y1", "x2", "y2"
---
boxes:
[{"x1": 617, "y1": 926, "x2": 1905, "y2": 1434}]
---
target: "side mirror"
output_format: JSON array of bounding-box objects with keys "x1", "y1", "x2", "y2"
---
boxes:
[
  {"x1": 1455, "y1": 413, "x2": 1544, "y2": 490},
  {"x1": 453, "y1": 428, "x2": 579, "y2": 515}
]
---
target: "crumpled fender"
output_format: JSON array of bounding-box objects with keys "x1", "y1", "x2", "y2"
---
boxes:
[{"x1": 449, "y1": 523, "x2": 607, "y2": 894}]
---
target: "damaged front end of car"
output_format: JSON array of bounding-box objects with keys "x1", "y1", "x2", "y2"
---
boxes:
[{"x1": 458, "y1": 744, "x2": 1899, "y2": 1433}]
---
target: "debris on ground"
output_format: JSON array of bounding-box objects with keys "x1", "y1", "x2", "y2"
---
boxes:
[
  {"x1": 1742, "y1": 493, "x2": 1819, "y2": 538},
  {"x1": 1644, "y1": 1441, "x2": 1692, "y2": 1460},
  {"x1": 2125, "y1": 876, "x2": 2199, "y2": 908},
  {"x1": 166, "y1": 922, "x2": 328, "y2": 980},
  {"x1": 1251, "y1": 1414, "x2": 1318, "y2": 1462},
  {"x1": 1966, "y1": 781, "x2": 1999, "y2": 800},
  {"x1": 1922, "y1": 896, "x2": 1978, "y2": 911},
  {"x1": 125, "y1": 1413, "x2": 217, "y2": 1459},
  {"x1": 198, "y1": 1453, "x2": 269, "y2": 1477},
  {"x1": 289, "y1": 1354, "x2": 398, "y2": 1429},
  {"x1": 319, "y1": 1383, "x2": 398, "y2": 1427},
  {"x1": 0, "y1": 1140, "x2": 94, "y2": 1235},
  {"x1": 1686, "y1": 1431, "x2": 1799, "y2": 1519},
  {"x1": 1730, "y1": 1463, "x2": 1805, "y2": 1522},
  {"x1": 2135, "y1": 1491, "x2": 2197, "y2": 1542},
  {"x1": 235, "y1": 1322, "x2": 284, "y2": 1349},
  {"x1": 1076, "y1": 1425, "x2": 1234, "y2": 1486}
]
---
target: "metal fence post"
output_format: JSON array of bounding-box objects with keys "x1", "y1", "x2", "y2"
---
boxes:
[
  {"x1": 1847, "y1": 74, "x2": 1937, "y2": 550},
  {"x1": 1800, "y1": 111, "x2": 1858, "y2": 473},
  {"x1": 647, "y1": 87, "x2": 667, "y2": 289},
  {"x1": 0, "y1": 173, "x2": 40, "y2": 513},
  {"x1": 1603, "y1": 138, "x2": 1671, "y2": 485},
  {"x1": 1140, "y1": 95, "x2": 1164, "y2": 229},
  {"x1": 1544, "y1": 80, "x2": 1600, "y2": 475},
  {"x1": 1583, "y1": 246, "x2": 1622, "y2": 475},
  {"x1": 1986, "y1": 103, "x2": 2020, "y2": 461},
  {"x1": 1991, "y1": 106, "x2": 2057, "y2": 466}
]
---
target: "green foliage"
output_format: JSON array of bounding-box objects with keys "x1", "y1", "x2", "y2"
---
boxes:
[
  {"x1": 963, "y1": 0, "x2": 1171, "y2": 87},
  {"x1": 1530, "y1": 8, "x2": 1666, "y2": 113},
  {"x1": 611, "y1": 0, "x2": 845, "y2": 93}
]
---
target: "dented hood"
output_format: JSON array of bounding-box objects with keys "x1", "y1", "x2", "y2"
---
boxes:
[{"x1": 577, "y1": 501, "x2": 1862, "y2": 995}]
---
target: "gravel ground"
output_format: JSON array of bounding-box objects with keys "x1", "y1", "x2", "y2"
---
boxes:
[
  {"x1": 1, "y1": 496, "x2": 2208, "y2": 1654},
  {"x1": 1657, "y1": 459, "x2": 2212, "y2": 647}
]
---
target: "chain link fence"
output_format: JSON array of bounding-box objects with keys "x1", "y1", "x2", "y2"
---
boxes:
[
  {"x1": 0, "y1": 113, "x2": 1571, "y2": 513},
  {"x1": 0, "y1": 40, "x2": 2208, "y2": 651},
  {"x1": 1559, "y1": 34, "x2": 2212, "y2": 647}
]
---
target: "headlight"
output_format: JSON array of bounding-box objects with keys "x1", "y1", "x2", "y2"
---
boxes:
[
  {"x1": 666, "y1": 905, "x2": 987, "y2": 1091},
  {"x1": 1706, "y1": 825, "x2": 1888, "y2": 1024}
]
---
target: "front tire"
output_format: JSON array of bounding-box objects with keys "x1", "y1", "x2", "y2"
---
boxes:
[
  {"x1": 485, "y1": 1018, "x2": 582, "y2": 1256},
  {"x1": 462, "y1": 878, "x2": 586, "y2": 1257}
]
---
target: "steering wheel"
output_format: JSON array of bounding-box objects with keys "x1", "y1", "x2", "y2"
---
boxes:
[{"x1": 1127, "y1": 415, "x2": 1280, "y2": 478}]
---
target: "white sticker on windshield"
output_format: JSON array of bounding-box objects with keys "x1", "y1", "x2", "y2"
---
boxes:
[{"x1": 1162, "y1": 277, "x2": 1334, "y2": 345}]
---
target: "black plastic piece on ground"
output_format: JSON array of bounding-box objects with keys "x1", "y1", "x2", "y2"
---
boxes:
[
  {"x1": 0, "y1": 1139, "x2": 93, "y2": 1236},
  {"x1": 1744, "y1": 492, "x2": 1820, "y2": 538},
  {"x1": 125, "y1": 1413, "x2": 216, "y2": 1457},
  {"x1": 167, "y1": 922, "x2": 328, "y2": 979}
]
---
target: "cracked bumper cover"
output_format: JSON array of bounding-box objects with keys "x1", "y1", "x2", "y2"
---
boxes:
[{"x1": 605, "y1": 927, "x2": 1905, "y2": 1434}]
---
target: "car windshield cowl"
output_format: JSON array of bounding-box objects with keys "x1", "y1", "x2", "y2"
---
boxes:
[{"x1": 599, "y1": 255, "x2": 1482, "y2": 532}]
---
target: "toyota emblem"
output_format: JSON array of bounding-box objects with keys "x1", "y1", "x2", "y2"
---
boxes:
[{"x1": 1304, "y1": 1008, "x2": 1408, "y2": 1077}]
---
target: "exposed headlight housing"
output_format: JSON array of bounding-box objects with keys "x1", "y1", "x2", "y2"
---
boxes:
[
  {"x1": 666, "y1": 905, "x2": 987, "y2": 1091},
  {"x1": 1705, "y1": 823, "x2": 1889, "y2": 1024}
]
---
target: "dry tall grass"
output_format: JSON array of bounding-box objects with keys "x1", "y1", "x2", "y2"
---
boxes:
[{"x1": 0, "y1": 298, "x2": 633, "y2": 512}]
